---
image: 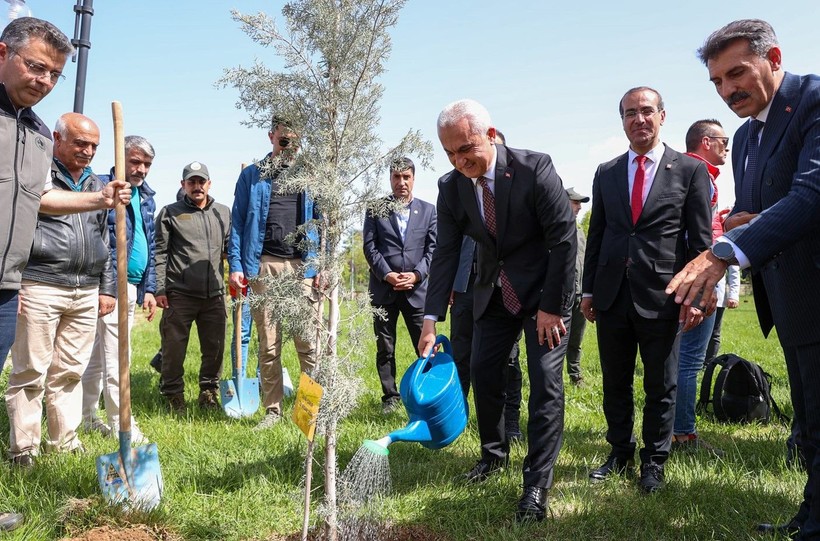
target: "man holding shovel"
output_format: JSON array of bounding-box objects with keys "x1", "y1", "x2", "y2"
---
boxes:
[{"x1": 0, "y1": 18, "x2": 130, "y2": 531}]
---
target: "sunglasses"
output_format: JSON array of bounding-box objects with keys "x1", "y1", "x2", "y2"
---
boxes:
[{"x1": 278, "y1": 137, "x2": 299, "y2": 148}]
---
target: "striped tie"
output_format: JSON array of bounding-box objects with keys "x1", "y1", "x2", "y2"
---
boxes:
[{"x1": 478, "y1": 177, "x2": 521, "y2": 315}]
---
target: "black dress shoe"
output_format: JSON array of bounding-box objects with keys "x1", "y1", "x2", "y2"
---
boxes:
[
  {"x1": 589, "y1": 455, "x2": 634, "y2": 483},
  {"x1": 464, "y1": 457, "x2": 506, "y2": 483},
  {"x1": 639, "y1": 462, "x2": 665, "y2": 494},
  {"x1": 516, "y1": 485, "x2": 548, "y2": 522},
  {"x1": 756, "y1": 518, "x2": 801, "y2": 539},
  {"x1": 149, "y1": 351, "x2": 163, "y2": 373}
]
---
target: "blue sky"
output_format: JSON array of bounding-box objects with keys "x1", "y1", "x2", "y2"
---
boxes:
[{"x1": 12, "y1": 0, "x2": 820, "y2": 215}]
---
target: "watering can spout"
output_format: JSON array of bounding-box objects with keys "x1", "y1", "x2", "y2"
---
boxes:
[{"x1": 387, "y1": 420, "x2": 432, "y2": 446}]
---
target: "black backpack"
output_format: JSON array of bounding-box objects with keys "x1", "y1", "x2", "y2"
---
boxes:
[{"x1": 697, "y1": 353, "x2": 788, "y2": 424}]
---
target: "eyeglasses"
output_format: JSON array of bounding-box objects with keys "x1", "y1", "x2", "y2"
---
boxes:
[
  {"x1": 707, "y1": 136, "x2": 730, "y2": 146},
  {"x1": 278, "y1": 137, "x2": 298, "y2": 148},
  {"x1": 185, "y1": 178, "x2": 208, "y2": 185},
  {"x1": 622, "y1": 107, "x2": 661, "y2": 120},
  {"x1": 12, "y1": 51, "x2": 65, "y2": 84}
]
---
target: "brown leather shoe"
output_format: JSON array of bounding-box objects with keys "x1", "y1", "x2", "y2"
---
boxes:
[
  {"x1": 198, "y1": 389, "x2": 221, "y2": 410},
  {"x1": 166, "y1": 393, "x2": 187, "y2": 414}
]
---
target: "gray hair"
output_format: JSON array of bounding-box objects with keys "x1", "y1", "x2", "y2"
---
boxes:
[
  {"x1": 685, "y1": 119, "x2": 723, "y2": 152},
  {"x1": 0, "y1": 17, "x2": 73, "y2": 56},
  {"x1": 697, "y1": 19, "x2": 778, "y2": 65},
  {"x1": 437, "y1": 99, "x2": 493, "y2": 135},
  {"x1": 125, "y1": 135, "x2": 155, "y2": 159},
  {"x1": 619, "y1": 86, "x2": 665, "y2": 116}
]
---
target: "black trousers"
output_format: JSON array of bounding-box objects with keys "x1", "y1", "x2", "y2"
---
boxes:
[
  {"x1": 596, "y1": 278, "x2": 679, "y2": 465},
  {"x1": 451, "y1": 276, "x2": 524, "y2": 427},
  {"x1": 782, "y1": 341, "x2": 820, "y2": 538},
  {"x1": 159, "y1": 291, "x2": 226, "y2": 396},
  {"x1": 472, "y1": 288, "x2": 569, "y2": 488},
  {"x1": 373, "y1": 292, "x2": 423, "y2": 403}
]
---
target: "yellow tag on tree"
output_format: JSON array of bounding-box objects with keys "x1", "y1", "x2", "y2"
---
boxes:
[{"x1": 292, "y1": 372, "x2": 323, "y2": 441}]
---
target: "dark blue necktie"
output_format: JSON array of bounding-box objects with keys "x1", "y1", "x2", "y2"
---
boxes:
[{"x1": 741, "y1": 119, "x2": 764, "y2": 212}]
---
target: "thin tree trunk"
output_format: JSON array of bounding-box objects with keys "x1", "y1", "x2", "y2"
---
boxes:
[
  {"x1": 323, "y1": 284, "x2": 341, "y2": 540},
  {"x1": 302, "y1": 272, "x2": 327, "y2": 541}
]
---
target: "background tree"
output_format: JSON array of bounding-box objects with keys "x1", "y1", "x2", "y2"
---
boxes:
[{"x1": 219, "y1": 1, "x2": 431, "y2": 539}]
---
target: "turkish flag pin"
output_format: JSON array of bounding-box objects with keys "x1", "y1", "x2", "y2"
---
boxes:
[{"x1": 785, "y1": 106, "x2": 792, "y2": 113}]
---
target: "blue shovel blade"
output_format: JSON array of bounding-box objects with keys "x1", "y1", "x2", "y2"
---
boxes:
[
  {"x1": 220, "y1": 379, "x2": 242, "y2": 419},
  {"x1": 96, "y1": 443, "x2": 163, "y2": 511},
  {"x1": 220, "y1": 376, "x2": 260, "y2": 418}
]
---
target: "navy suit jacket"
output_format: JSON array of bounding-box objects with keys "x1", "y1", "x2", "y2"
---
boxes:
[
  {"x1": 363, "y1": 196, "x2": 436, "y2": 309},
  {"x1": 725, "y1": 72, "x2": 820, "y2": 347},
  {"x1": 424, "y1": 145, "x2": 576, "y2": 321},
  {"x1": 583, "y1": 144, "x2": 713, "y2": 319}
]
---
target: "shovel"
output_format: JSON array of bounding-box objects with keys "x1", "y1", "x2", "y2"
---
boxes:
[
  {"x1": 95, "y1": 101, "x2": 163, "y2": 511},
  {"x1": 220, "y1": 286, "x2": 260, "y2": 418}
]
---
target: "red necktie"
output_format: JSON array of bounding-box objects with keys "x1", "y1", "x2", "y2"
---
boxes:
[
  {"x1": 478, "y1": 177, "x2": 521, "y2": 315},
  {"x1": 631, "y1": 155, "x2": 647, "y2": 224}
]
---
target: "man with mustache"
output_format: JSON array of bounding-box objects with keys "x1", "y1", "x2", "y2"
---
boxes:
[
  {"x1": 6, "y1": 112, "x2": 116, "y2": 467},
  {"x1": 154, "y1": 162, "x2": 231, "y2": 413},
  {"x1": 81, "y1": 135, "x2": 158, "y2": 445},
  {"x1": 667, "y1": 19, "x2": 820, "y2": 539}
]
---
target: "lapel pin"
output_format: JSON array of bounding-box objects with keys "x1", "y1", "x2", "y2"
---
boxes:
[
  {"x1": 785, "y1": 105, "x2": 792, "y2": 113},
  {"x1": 665, "y1": 164, "x2": 672, "y2": 170},
  {"x1": 505, "y1": 171, "x2": 511, "y2": 178},
  {"x1": 413, "y1": 209, "x2": 418, "y2": 214}
]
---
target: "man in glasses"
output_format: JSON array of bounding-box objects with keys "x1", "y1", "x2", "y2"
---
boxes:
[
  {"x1": 582, "y1": 87, "x2": 712, "y2": 494},
  {"x1": 671, "y1": 119, "x2": 733, "y2": 456},
  {"x1": 0, "y1": 17, "x2": 130, "y2": 531},
  {"x1": 154, "y1": 162, "x2": 231, "y2": 413},
  {"x1": 228, "y1": 116, "x2": 322, "y2": 430}
]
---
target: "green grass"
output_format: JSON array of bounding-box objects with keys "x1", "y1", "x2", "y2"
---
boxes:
[{"x1": 0, "y1": 296, "x2": 804, "y2": 540}]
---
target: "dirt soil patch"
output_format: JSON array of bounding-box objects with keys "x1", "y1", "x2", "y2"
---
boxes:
[{"x1": 61, "y1": 524, "x2": 177, "y2": 541}]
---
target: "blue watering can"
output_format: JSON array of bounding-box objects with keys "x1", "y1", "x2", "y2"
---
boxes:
[{"x1": 368, "y1": 335, "x2": 467, "y2": 452}]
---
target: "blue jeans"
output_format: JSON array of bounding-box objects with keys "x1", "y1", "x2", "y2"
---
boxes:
[
  {"x1": 229, "y1": 299, "x2": 254, "y2": 376},
  {"x1": 673, "y1": 311, "x2": 717, "y2": 435},
  {"x1": 0, "y1": 290, "x2": 19, "y2": 372}
]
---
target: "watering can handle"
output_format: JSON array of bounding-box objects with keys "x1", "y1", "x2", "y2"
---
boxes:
[{"x1": 409, "y1": 334, "x2": 452, "y2": 390}]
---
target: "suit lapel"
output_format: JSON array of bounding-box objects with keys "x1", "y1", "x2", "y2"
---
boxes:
[
  {"x1": 386, "y1": 196, "x2": 403, "y2": 241},
  {"x1": 494, "y1": 145, "x2": 514, "y2": 251},
  {"x1": 641, "y1": 145, "x2": 676, "y2": 219},
  {"x1": 757, "y1": 73, "x2": 801, "y2": 184},
  {"x1": 615, "y1": 153, "x2": 632, "y2": 220},
  {"x1": 456, "y1": 173, "x2": 495, "y2": 247}
]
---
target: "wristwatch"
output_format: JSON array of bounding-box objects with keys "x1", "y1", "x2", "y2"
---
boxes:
[{"x1": 709, "y1": 241, "x2": 738, "y2": 265}]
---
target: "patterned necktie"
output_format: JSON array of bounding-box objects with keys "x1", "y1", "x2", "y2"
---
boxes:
[
  {"x1": 631, "y1": 155, "x2": 647, "y2": 224},
  {"x1": 477, "y1": 176, "x2": 521, "y2": 315},
  {"x1": 741, "y1": 119, "x2": 765, "y2": 212}
]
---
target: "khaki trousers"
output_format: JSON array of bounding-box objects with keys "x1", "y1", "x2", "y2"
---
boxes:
[
  {"x1": 7, "y1": 280, "x2": 98, "y2": 456},
  {"x1": 81, "y1": 282, "x2": 137, "y2": 429},
  {"x1": 251, "y1": 255, "x2": 318, "y2": 415}
]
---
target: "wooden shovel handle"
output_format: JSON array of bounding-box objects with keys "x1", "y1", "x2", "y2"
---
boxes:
[{"x1": 112, "y1": 101, "x2": 132, "y2": 432}]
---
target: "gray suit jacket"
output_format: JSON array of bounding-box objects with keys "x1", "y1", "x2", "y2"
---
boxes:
[
  {"x1": 583, "y1": 144, "x2": 713, "y2": 319},
  {"x1": 363, "y1": 196, "x2": 437, "y2": 309},
  {"x1": 725, "y1": 72, "x2": 820, "y2": 346}
]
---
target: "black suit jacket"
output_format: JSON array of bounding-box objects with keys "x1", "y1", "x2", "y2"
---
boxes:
[
  {"x1": 363, "y1": 196, "x2": 437, "y2": 309},
  {"x1": 583, "y1": 144, "x2": 712, "y2": 319},
  {"x1": 425, "y1": 145, "x2": 576, "y2": 320},
  {"x1": 725, "y1": 72, "x2": 820, "y2": 347}
]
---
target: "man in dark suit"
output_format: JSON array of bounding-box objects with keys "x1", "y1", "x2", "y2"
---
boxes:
[
  {"x1": 667, "y1": 19, "x2": 820, "y2": 539},
  {"x1": 581, "y1": 86, "x2": 712, "y2": 493},
  {"x1": 419, "y1": 99, "x2": 576, "y2": 522},
  {"x1": 363, "y1": 158, "x2": 436, "y2": 413}
]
